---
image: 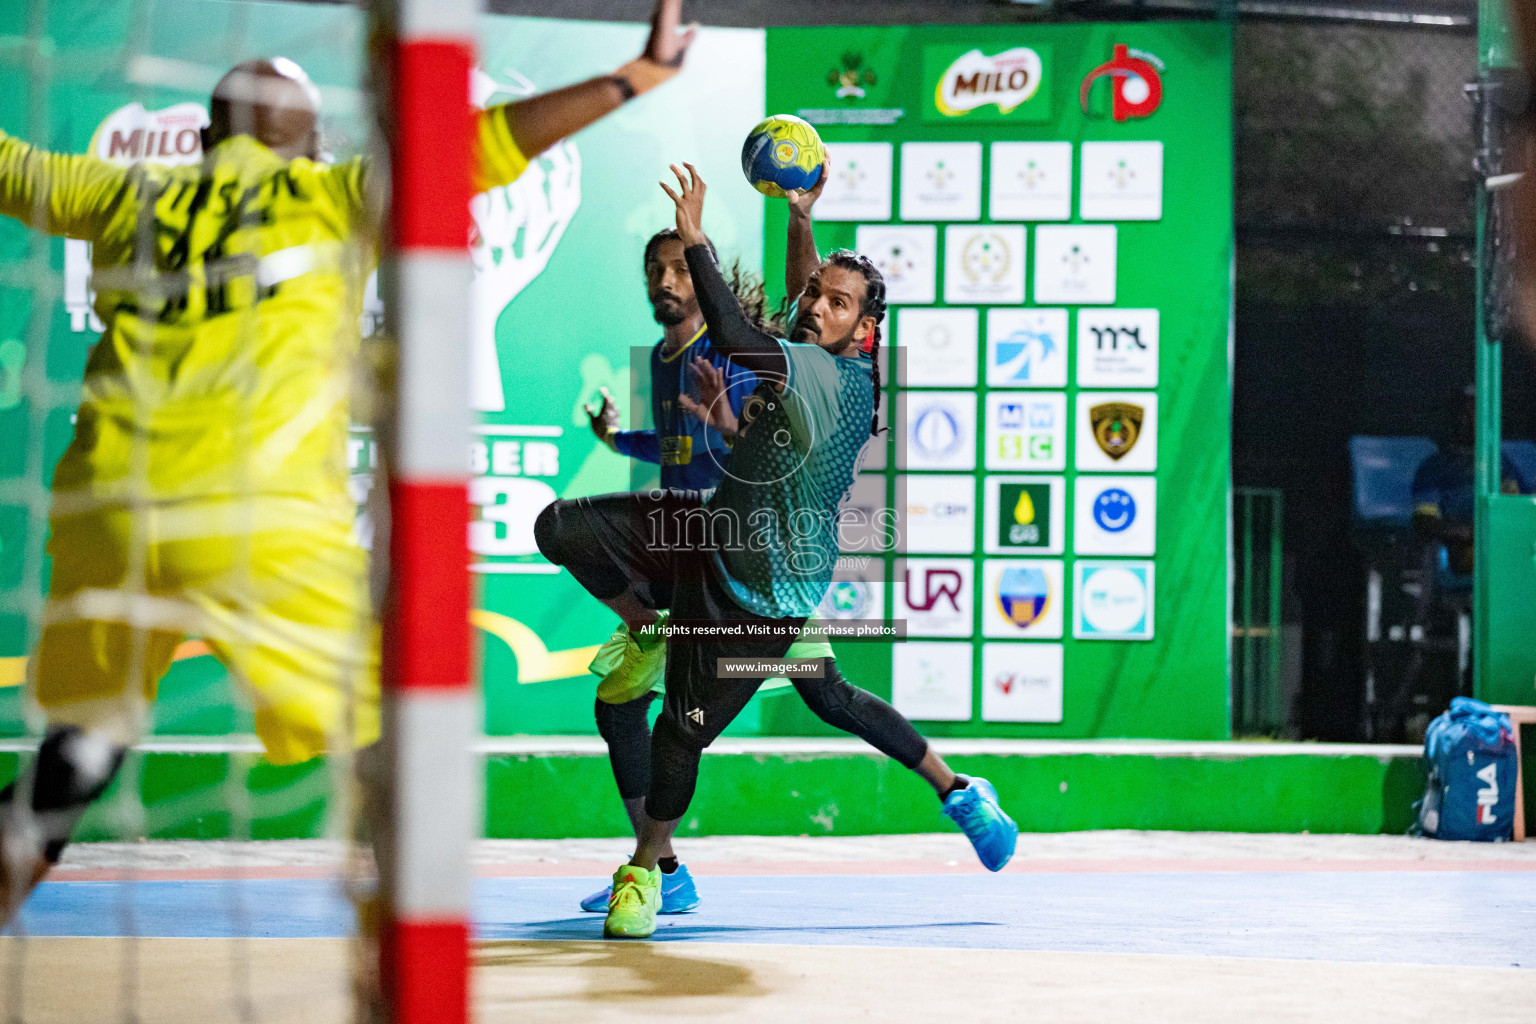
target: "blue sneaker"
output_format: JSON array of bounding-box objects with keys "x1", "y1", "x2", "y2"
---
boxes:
[
  {"x1": 942, "y1": 776, "x2": 1018, "y2": 872},
  {"x1": 580, "y1": 862, "x2": 701, "y2": 914}
]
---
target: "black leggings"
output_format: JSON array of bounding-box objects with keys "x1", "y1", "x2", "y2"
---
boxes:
[
  {"x1": 594, "y1": 692, "x2": 657, "y2": 801},
  {"x1": 534, "y1": 498, "x2": 631, "y2": 601},
  {"x1": 540, "y1": 494, "x2": 930, "y2": 822},
  {"x1": 789, "y1": 664, "x2": 928, "y2": 770},
  {"x1": 645, "y1": 660, "x2": 929, "y2": 822}
]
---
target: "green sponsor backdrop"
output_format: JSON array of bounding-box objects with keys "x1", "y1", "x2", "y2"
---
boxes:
[
  {"x1": 0, "y1": 11, "x2": 1230, "y2": 743},
  {"x1": 760, "y1": 23, "x2": 1233, "y2": 739}
]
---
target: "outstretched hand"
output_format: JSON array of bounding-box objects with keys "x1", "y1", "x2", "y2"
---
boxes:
[
  {"x1": 785, "y1": 160, "x2": 829, "y2": 218},
  {"x1": 659, "y1": 162, "x2": 708, "y2": 248},
  {"x1": 584, "y1": 386, "x2": 620, "y2": 443},
  {"x1": 615, "y1": 0, "x2": 698, "y2": 97},
  {"x1": 644, "y1": 0, "x2": 697, "y2": 68},
  {"x1": 676, "y1": 356, "x2": 738, "y2": 439}
]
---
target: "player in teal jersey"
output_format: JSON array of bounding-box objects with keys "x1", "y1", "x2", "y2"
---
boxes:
[{"x1": 537, "y1": 164, "x2": 1017, "y2": 938}]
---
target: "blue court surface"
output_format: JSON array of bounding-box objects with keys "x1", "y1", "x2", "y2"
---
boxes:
[
  {"x1": 10, "y1": 839, "x2": 1536, "y2": 1023},
  {"x1": 16, "y1": 866, "x2": 1536, "y2": 969}
]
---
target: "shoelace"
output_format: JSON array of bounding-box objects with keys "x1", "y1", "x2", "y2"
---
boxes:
[
  {"x1": 950, "y1": 793, "x2": 991, "y2": 835},
  {"x1": 610, "y1": 878, "x2": 646, "y2": 911}
]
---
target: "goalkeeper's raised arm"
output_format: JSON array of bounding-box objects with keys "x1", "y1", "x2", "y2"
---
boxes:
[
  {"x1": 0, "y1": 0, "x2": 697, "y2": 236},
  {"x1": 481, "y1": 0, "x2": 696, "y2": 189}
]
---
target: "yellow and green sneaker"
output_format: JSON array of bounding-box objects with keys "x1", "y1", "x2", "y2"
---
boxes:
[
  {"x1": 594, "y1": 614, "x2": 668, "y2": 705},
  {"x1": 603, "y1": 863, "x2": 661, "y2": 938}
]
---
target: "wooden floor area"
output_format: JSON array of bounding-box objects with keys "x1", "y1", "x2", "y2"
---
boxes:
[{"x1": 4, "y1": 937, "x2": 1536, "y2": 1023}]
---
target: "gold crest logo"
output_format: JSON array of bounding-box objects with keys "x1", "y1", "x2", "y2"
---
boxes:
[
  {"x1": 961, "y1": 232, "x2": 1010, "y2": 284},
  {"x1": 828, "y1": 52, "x2": 877, "y2": 100},
  {"x1": 1090, "y1": 402, "x2": 1143, "y2": 460}
]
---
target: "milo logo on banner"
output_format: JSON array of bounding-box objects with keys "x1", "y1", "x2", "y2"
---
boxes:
[{"x1": 925, "y1": 45, "x2": 1052, "y2": 122}]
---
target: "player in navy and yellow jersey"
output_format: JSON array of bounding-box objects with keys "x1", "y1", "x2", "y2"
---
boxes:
[
  {"x1": 588, "y1": 229, "x2": 759, "y2": 493},
  {"x1": 0, "y1": 0, "x2": 697, "y2": 920}
]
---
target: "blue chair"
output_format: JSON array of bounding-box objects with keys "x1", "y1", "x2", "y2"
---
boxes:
[
  {"x1": 1501, "y1": 440, "x2": 1536, "y2": 493},
  {"x1": 1349, "y1": 435, "x2": 1438, "y2": 529}
]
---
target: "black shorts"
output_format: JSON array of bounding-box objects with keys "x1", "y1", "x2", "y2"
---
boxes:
[{"x1": 558, "y1": 490, "x2": 806, "y2": 748}]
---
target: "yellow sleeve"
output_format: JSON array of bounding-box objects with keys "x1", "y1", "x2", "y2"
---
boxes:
[
  {"x1": 0, "y1": 129, "x2": 130, "y2": 240},
  {"x1": 318, "y1": 154, "x2": 379, "y2": 231},
  {"x1": 473, "y1": 105, "x2": 530, "y2": 194}
]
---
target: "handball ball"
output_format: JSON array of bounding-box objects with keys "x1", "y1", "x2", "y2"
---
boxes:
[{"x1": 741, "y1": 114, "x2": 825, "y2": 199}]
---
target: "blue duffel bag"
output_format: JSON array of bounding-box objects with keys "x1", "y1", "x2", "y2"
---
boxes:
[{"x1": 1414, "y1": 697, "x2": 1518, "y2": 841}]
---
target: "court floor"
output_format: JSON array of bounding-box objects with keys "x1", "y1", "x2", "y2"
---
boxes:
[{"x1": 4, "y1": 832, "x2": 1534, "y2": 1022}]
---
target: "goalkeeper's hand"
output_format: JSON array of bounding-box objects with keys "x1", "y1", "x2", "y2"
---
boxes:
[{"x1": 614, "y1": 0, "x2": 698, "y2": 98}]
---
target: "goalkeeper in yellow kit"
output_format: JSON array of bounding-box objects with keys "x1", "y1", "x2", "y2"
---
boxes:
[{"x1": 0, "y1": 0, "x2": 695, "y2": 918}]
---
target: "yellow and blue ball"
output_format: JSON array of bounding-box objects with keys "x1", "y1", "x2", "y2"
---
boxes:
[{"x1": 740, "y1": 114, "x2": 825, "y2": 199}]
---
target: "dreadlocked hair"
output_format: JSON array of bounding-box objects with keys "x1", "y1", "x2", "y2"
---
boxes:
[
  {"x1": 723, "y1": 260, "x2": 779, "y2": 336},
  {"x1": 822, "y1": 248, "x2": 888, "y2": 437}
]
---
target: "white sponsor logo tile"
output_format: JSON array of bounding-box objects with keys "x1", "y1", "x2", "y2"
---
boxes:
[
  {"x1": 984, "y1": 391, "x2": 1066, "y2": 472},
  {"x1": 816, "y1": 559, "x2": 886, "y2": 620},
  {"x1": 945, "y1": 224, "x2": 1026, "y2": 305},
  {"x1": 892, "y1": 641, "x2": 973, "y2": 721},
  {"x1": 897, "y1": 474, "x2": 976, "y2": 554},
  {"x1": 898, "y1": 391, "x2": 976, "y2": 471},
  {"x1": 990, "y1": 141, "x2": 1072, "y2": 221},
  {"x1": 1034, "y1": 225, "x2": 1116, "y2": 305},
  {"x1": 818, "y1": 142, "x2": 894, "y2": 222},
  {"x1": 981, "y1": 642, "x2": 1063, "y2": 722},
  {"x1": 1076, "y1": 308, "x2": 1158, "y2": 388},
  {"x1": 901, "y1": 141, "x2": 982, "y2": 221},
  {"x1": 1079, "y1": 141, "x2": 1163, "y2": 221},
  {"x1": 897, "y1": 307, "x2": 978, "y2": 388},
  {"x1": 857, "y1": 225, "x2": 937, "y2": 305},
  {"x1": 896, "y1": 558, "x2": 974, "y2": 637},
  {"x1": 981, "y1": 558, "x2": 1064, "y2": 639},
  {"x1": 1075, "y1": 391, "x2": 1157, "y2": 472},
  {"x1": 1073, "y1": 476, "x2": 1156, "y2": 556},
  {"x1": 984, "y1": 475, "x2": 1066, "y2": 556},
  {"x1": 987, "y1": 308, "x2": 1068, "y2": 388},
  {"x1": 1074, "y1": 560, "x2": 1155, "y2": 640}
]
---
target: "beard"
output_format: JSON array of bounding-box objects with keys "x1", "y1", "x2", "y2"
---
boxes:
[
  {"x1": 650, "y1": 295, "x2": 688, "y2": 327},
  {"x1": 792, "y1": 319, "x2": 856, "y2": 350}
]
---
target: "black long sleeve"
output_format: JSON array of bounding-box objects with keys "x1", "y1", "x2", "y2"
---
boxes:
[{"x1": 684, "y1": 243, "x2": 788, "y2": 380}]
